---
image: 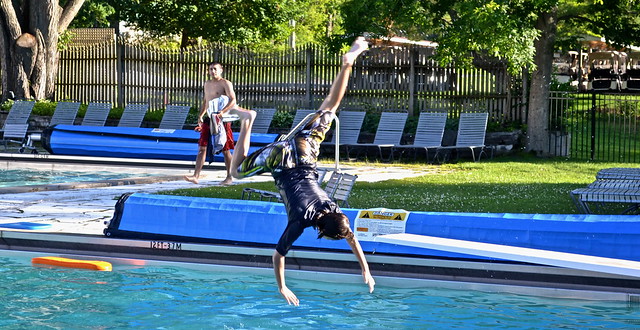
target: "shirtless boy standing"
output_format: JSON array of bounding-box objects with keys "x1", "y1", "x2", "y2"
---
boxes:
[{"x1": 184, "y1": 62, "x2": 254, "y2": 185}]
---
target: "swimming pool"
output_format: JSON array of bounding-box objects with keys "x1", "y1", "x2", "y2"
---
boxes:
[
  {"x1": 0, "y1": 168, "x2": 151, "y2": 187},
  {"x1": 0, "y1": 161, "x2": 183, "y2": 189},
  {"x1": 1, "y1": 250, "x2": 638, "y2": 329}
]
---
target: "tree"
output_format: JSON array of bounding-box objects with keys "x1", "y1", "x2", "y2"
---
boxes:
[
  {"x1": 1, "y1": 0, "x2": 85, "y2": 101},
  {"x1": 339, "y1": 0, "x2": 640, "y2": 155},
  {"x1": 292, "y1": 0, "x2": 346, "y2": 46},
  {"x1": 110, "y1": 0, "x2": 301, "y2": 49}
]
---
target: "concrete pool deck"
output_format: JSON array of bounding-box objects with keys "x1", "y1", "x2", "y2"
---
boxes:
[{"x1": 0, "y1": 153, "x2": 432, "y2": 236}]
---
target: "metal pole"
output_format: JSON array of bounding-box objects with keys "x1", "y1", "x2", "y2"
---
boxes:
[
  {"x1": 333, "y1": 116, "x2": 340, "y2": 171},
  {"x1": 591, "y1": 92, "x2": 596, "y2": 160}
]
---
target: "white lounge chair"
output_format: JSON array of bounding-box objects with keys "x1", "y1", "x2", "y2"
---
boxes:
[
  {"x1": 322, "y1": 110, "x2": 366, "y2": 159},
  {"x1": 81, "y1": 101, "x2": 112, "y2": 126},
  {"x1": 1, "y1": 123, "x2": 29, "y2": 152},
  {"x1": 241, "y1": 170, "x2": 357, "y2": 207},
  {"x1": 252, "y1": 108, "x2": 276, "y2": 134},
  {"x1": 159, "y1": 104, "x2": 191, "y2": 130},
  {"x1": 50, "y1": 100, "x2": 81, "y2": 126},
  {"x1": 2, "y1": 100, "x2": 35, "y2": 126},
  {"x1": 346, "y1": 110, "x2": 408, "y2": 161},
  {"x1": 434, "y1": 111, "x2": 491, "y2": 162},
  {"x1": 118, "y1": 102, "x2": 149, "y2": 128},
  {"x1": 394, "y1": 110, "x2": 448, "y2": 161},
  {"x1": 290, "y1": 109, "x2": 316, "y2": 130}
]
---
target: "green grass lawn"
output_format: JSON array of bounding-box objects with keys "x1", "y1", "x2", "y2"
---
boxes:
[{"x1": 160, "y1": 153, "x2": 638, "y2": 214}]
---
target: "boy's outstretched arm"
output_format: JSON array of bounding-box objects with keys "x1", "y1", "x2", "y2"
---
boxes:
[
  {"x1": 346, "y1": 235, "x2": 376, "y2": 293},
  {"x1": 273, "y1": 251, "x2": 300, "y2": 306},
  {"x1": 317, "y1": 37, "x2": 369, "y2": 114}
]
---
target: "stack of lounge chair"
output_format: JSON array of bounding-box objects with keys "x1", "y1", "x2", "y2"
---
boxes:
[{"x1": 571, "y1": 167, "x2": 640, "y2": 214}]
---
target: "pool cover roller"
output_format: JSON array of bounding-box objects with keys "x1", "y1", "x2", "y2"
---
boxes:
[
  {"x1": 41, "y1": 125, "x2": 279, "y2": 162},
  {"x1": 105, "y1": 193, "x2": 640, "y2": 262}
]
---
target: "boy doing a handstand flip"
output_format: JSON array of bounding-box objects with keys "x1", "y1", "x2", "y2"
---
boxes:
[{"x1": 228, "y1": 37, "x2": 374, "y2": 306}]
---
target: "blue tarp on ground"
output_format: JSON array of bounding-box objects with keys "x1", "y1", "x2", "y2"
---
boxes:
[
  {"x1": 105, "y1": 193, "x2": 640, "y2": 262},
  {"x1": 41, "y1": 125, "x2": 279, "y2": 162}
]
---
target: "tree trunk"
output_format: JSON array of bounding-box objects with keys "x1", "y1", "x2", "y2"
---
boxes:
[
  {"x1": 13, "y1": 33, "x2": 36, "y2": 99},
  {"x1": 526, "y1": 8, "x2": 558, "y2": 156},
  {"x1": 0, "y1": 0, "x2": 84, "y2": 101},
  {"x1": 0, "y1": 13, "x2": 10, "y2": 99},
  {"x1": 31, "y1": 0, "x2": 59, "y2": 99}
]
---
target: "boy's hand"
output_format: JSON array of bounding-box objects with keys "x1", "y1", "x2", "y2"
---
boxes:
[
  {"x1": 279, "y1": 286, "x2": 300, "y2": 306},
  {"x1": 363, "y1": 271, "x2": 375, "y2": 293}
]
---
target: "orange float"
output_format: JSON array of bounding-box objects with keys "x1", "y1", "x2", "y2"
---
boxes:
[{"x1": 32, "y1": 256, "x2": 112, "y2": 271}]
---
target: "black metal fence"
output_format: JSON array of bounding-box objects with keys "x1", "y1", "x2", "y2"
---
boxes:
[{"x1": 549, "y1": 91, "x2": 640, "y2": 162}]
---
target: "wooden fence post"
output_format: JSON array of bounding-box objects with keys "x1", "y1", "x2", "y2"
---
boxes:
[
  {"x1": 116, "y1": 37, "x2": 124, "y2": 108},
  {"x1": 305, "y1": 46, "x2": 313, "y2": 108},
  {"x1": 408, "y1": 46, "x2": 417, "y2": 116}
]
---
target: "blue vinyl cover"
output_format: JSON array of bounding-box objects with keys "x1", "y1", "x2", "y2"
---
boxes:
[
  {"x1": 106, "y1": 193, "x2": 640, "y2": 262},
  {"x1": 0, "y1": 222, "x2": 52, "y2": 230},
  {"x1": 42, "y1": 125, "x2": 278, "y2": 162}
]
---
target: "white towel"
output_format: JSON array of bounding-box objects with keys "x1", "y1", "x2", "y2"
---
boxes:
[
  {"x1": 206, "y1": 95, "x2": 230, "y2": 120},
  {"x1": 206, "y1": 96, "x2": 229, "y2": 154}
]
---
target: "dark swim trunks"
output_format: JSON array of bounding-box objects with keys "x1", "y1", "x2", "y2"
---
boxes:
[{"x1": 236, "y1": 109, "x2": 340, "y2": 256}]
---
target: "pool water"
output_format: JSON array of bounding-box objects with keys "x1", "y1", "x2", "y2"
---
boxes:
[
  {"x1": 0, "y1": 168, "x2": 155, "y2": 188},
  {"x1": 1, "y1": 256, "x2": 639, "y2": 329}
]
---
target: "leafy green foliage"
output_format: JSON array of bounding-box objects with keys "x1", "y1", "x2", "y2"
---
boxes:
[
  {"x1": 271, "y1": 110, "x2": 295, "y2": 130},
  {"x1": 111, "y1": 0, "x2": 299, "y2": 48},
  {"x1": 32, "y1": 100, "x2": 57, "y2": 116},
  {"x1": 70, "y1": 1, "x2": 115, "y2": 28},
  {"x1": 339, "y1": 0, "x2": 640, "y2": 75},
  {"x1": 292, "y1": 0, "x2": 347, "y2": 46}
]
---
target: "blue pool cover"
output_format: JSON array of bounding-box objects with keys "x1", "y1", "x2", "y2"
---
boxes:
[
  {"x1": 42, "y1": 125, "x2": 279, "y2": 162},
  {"x1": 105, "y1": 193, "x2": 640, "y2": 262}
]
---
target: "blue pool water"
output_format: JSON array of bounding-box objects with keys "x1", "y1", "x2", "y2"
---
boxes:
[
  {"x1": 0, "y1": 255, "x2": 639, "y2": 329},
  {"x1": 0, "y1": 168, "x2": 156, "y2": 188}
]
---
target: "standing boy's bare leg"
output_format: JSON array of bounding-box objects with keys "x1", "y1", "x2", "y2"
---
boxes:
[
  {"x1": 220, "y1": 149, "x2": 233, "y2": 185},
  {"x1": 184, "y1": 146, "x2": 206, "y2": 184}
]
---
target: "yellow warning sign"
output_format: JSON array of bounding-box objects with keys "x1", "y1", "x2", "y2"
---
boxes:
[
  {"x1": 357, "y1": 210, "x2": 407, "y2": 221},
  {"x1": 354, "y1": 208, "x2": 410, "y2": 242}
]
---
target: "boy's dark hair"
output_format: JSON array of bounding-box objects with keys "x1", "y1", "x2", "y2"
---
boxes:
[
  {"x1": 316, "y1": 212, "x2": 354, "y2": 240},
  {"x1": 208, "y1": 62, "x2": 222, "y2": 68}
]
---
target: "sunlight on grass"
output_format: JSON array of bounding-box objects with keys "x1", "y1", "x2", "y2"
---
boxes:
[{"x1": 160, "y1": 154, "x2": 638, "y2": 215}]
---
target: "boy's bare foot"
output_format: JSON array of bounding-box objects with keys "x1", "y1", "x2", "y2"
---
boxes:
[
  {"x1": 219, "y1": 177, "x2": 233, "y2": 186},
  {"x1": 184, "y1": 175, "x2": 199, "y2": 184},
  {"x1": 343, "y1": 37, "x2": 369, "y2": 65}
]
